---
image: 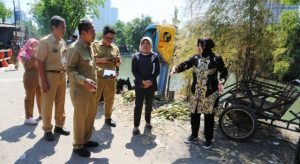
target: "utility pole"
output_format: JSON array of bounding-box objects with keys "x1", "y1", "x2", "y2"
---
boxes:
[{"x1": 13, "y1": 0, "x2": 16, "y2": 27}]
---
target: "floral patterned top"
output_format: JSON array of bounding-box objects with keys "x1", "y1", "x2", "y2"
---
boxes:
[{"x1": 176, "y1": 52, "x2": 228, "y2": 114}]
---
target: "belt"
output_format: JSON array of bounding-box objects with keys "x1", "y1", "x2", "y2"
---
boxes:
[{"x1": 47, "y1": 70, "x2": 65, "y2": 74}]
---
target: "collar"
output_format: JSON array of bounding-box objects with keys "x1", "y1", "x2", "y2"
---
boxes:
[
  {"x1": 78, "y1": 38, "x2": 90, "y2": 49},
  {"x1": 99, "y1": 40, "x2": 112, "y2": 47},
  {"x1": 50, "y1": 33, "x2": 62, "y2": 43}
]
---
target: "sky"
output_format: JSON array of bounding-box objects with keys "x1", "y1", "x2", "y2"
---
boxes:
[{"x1": 4, "y1": 0, "x2": 185, "y2": 23}]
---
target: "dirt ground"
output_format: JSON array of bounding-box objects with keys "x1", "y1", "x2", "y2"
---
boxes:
[{"x1": 114, "y1": 96, "x2": 300, "y2": 164}]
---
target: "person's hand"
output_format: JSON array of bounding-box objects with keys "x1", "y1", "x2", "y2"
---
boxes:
[
  {"x1": 95, "y1": 57, "x2": 110, "y2": 64},
  {"x1": 169, "y1": 65, "x2": 177, "y2": 76},
  {"x1": 41, "y1": 81, "x2": 49, "y2": 93},
  {"x1": 142, "y1": 80, "x2": 152, "y2": 88},
  {"x1": 114, "y1": 56, "x2": 121, "y2": 66},
  {"x1": 84, "y1": 79, "x2": 97, "y2": 93},
  {"x1": 218, "y1": 82, "x2": 224, "y2": 94}
]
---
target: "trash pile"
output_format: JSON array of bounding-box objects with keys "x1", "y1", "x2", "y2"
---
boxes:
[
  {"x1": 153, "y1": 102, "x2": 190, "y2": 121},
  {"x1": 121, "y1": 90, "x2": 135, "y2": 103}
]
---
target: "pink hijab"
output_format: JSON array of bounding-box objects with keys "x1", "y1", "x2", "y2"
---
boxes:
[{"x1": 18, "y1": 38, "x2": 39, "y2": 60}]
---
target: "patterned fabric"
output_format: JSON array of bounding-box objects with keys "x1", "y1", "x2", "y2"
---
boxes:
[{"x1": 190, "y1": 56, "x2": 218, "y2": 114}]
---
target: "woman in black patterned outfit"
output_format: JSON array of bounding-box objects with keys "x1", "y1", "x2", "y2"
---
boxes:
[{"x1": 170, "y1": 38, "x2": 228, "y2": 148}]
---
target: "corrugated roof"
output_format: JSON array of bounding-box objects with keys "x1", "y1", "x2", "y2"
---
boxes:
[{"x1": 0, "y1": 24, "x2": 16, "y2": 28}]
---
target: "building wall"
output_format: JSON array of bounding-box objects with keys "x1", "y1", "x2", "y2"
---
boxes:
[{"x1": 93, "y1": 0, "x2": 119, "y2": 33}]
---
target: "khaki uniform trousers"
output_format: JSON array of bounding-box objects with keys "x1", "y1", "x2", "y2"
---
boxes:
[
  {"x1": 70, "y1": 83, "x2": 97, "y2": 149},
  {"x1": 41, "y1": 72, "x2": 66, "y2": 132},
  {"x1": 95, "y1": 77, "x2": 116, "y2": 119},
  {"x1": 23, "y1": 69, "x2": 41, "y2": 118}
]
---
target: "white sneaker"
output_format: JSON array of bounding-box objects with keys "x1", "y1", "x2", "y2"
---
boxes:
[{"x1": 24, "y1": 118, "x2": 37, "y2": 125}]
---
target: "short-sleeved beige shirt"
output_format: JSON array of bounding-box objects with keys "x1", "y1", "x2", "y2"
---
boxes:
[
  {"x1": 92, "y1": 40, "x2": 120, "y2": 75},
  {"x1": 36, "y1": 34, "x2": 67, "y2": 71},
  {"x1": 66, "y1": 39, "x2": 95, "y2": 86}
]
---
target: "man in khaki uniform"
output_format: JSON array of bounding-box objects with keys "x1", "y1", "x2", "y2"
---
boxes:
[
  {"x1": 36, "y1": 15, "x2": 70, "y2": 141},
  {"x1": 67, "y1": 20, "x2": 98, "y2": 157},
  {"x1": 93, "y1": 26, "x2": 121, "y2": 127}
]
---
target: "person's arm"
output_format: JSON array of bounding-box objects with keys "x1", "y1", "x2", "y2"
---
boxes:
[
  {"x1": 36, "y1": 41, "x2": 49, "y2": 93},
  {"x1": 170, "y1": 55, "x2": 198, "y2": 75},
  {"x1": 148, "y1": 54, "x2": 160, "y2": 81},
  {"x1": 115, "y1": 47, "x2": 121, "y2": 67},
  {"x1": 216, "y1": 55, "x2": 228, "y2": 84},
  {"x1": 131, "y1": 54, "x2": 144, "y2": 87},
  {"x1": 37, "y1": 60, "x2": 48, "y2": 92}
]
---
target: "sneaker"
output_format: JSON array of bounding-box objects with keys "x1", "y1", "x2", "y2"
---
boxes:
[
  {"x1": 203, "y1": 140, "x2": 212, "y2": 149},
  {"x1": 105, "y1": 118, "x2": 116, "y2": 127},
  {"x1": 54, "y1": 126, "x2": 70, "y2": 136},
  {"x1": 84, "y1": 141, "x2": 99, "y2": 148},
  {"x1": 184, "y1": 135, "x2": 198, "y2": 144},
  {"x1": 44, "y1": 132, "x2": 55, "y2": 141},
  {"x1": 24, "y1": 118, "x2": 37, "y2": 125},
  {"x1": 73, "y1": 148, "x2": 91, "y2": 157},
  {"x1": 145, "y1": 123, "x2": 153, "y2": 130},
  {"x1": 133, "y1": 127, "x2": 140, "y2": 135}
]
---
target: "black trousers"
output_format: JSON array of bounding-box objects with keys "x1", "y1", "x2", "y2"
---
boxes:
[
  {"x1": 191, "y1": 112, "x2": 214, "y2": 141},
  {"x1": 134, "y1": 89, "x2": 154, "y2": 127}
]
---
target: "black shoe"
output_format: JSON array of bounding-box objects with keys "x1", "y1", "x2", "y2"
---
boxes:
[
  {"x1": 73, "y1": 148, "x2": 91, "y2": 157},
  {"x1": 84, "y1": 141, "x2": 99, "y2": 148},
  {"x1": 105, "y1": 118, "x2": 116, "y2": 127},
  {"x1": 54, "y1": 126, "x2": 70, "y2": 136},
  {"x1": 203, "y1": 140, "x2": 212, "y2": 149},
  {"x1": 145, "y1": 123, "x2": 153, "y2": 130},
  {"x1": 133, "y1": 127, "x2": 140, "y2": 135},
  {"x1": 44, "y1": 132, "x2": 55, "y2": 141},
  {"x1": 184, "y1": 135, "x2": 198, "y2": 144}
]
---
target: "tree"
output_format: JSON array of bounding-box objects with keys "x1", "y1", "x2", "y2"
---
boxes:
[
  {"x1": 124, "y1": 15, "x2": 153, "y2": 51},
  {"x1": 172, "y1": 6, "x2": 180, "y2": 26},
  {"x1": 113, "y1": 20, "x2": 127, "y2": 50},
  {"x1": 272, "y1": 10, "x2": 300, "y2": 80},
  {"x1": 0, "y1": 1, "x2": 12, "y2": 23},
  {"x1": 179, "y1": 0, "x2": 275, "y2": 81},
  {"x1": 32, "y1": 0, "x2": 105, "y2": 37}
]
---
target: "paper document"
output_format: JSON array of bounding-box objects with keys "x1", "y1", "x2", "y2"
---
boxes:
[{"x1": 103, "y1": 69, "x2": 116, "y2": 77}]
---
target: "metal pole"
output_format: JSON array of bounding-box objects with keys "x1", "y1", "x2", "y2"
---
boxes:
[{"x1": 13, "y1": 0, "x2": 16, "y2": 27}]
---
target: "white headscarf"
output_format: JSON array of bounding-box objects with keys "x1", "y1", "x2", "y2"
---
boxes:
[{"x1": 139, "y1": 36, "x2": 153, "y2": 53}]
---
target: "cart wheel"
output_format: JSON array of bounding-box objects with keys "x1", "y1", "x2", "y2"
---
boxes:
[
  {"x1": 219, "y1": 105, "x2": 257, "y2": 141},
  {"x1": 295, "y1": 137, "x2": 300, "y2": 164}
]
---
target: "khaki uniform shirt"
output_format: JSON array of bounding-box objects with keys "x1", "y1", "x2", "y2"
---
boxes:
[
  {"x1": 36, "y1": 34, "x2": 67, "y2": 71},
  {"x1": 66, "y1": 39, "x2": 95, "y2": 86},
  {"x1": 92, "y1": 40, "x2": 120, "y2": 77}
]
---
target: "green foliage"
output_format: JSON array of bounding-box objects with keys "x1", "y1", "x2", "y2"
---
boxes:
[
  {"x1": 271, "y1": 10, "x2": 300, "y2": 80},
  {"x1": 121, "y1": 90, "x2": 135, "y2": 104},
  {"x1": 32, "y1": 0, "x2": 105, "y2": 37},
  {"x1": 0, "y1": 1, "x2": 12, "y2": 23},
  {"x1": 179, "y1": 0, "x2": 274, "y2": 81},
  {"x1": 274, "y1": 60, "x2": 291, "y2": 79},
  {"x1": 153, "y1": 101, "x2": 189, "y2": 121},
  {"x1": 113, "y1": 20, "x2": 126, "y2": 47},
  {"x1": 124, "y1": 15, "x2": 153, "y2": 51}
]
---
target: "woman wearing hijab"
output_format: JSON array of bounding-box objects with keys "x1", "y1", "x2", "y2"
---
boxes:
[
  {"x1": 170, "y1": 38, "x2": 228, "y2": 148},
  {"x1": 131, "y1": 37, "x2": 160, "y2": 135},
  {"x1": 19, "y1": 38, "x2": 41, "y2": 125}
]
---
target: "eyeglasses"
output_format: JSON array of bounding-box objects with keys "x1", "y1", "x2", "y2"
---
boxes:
[{"x1": 104, "y1": 36, "x2": 114, "y2": 41}]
